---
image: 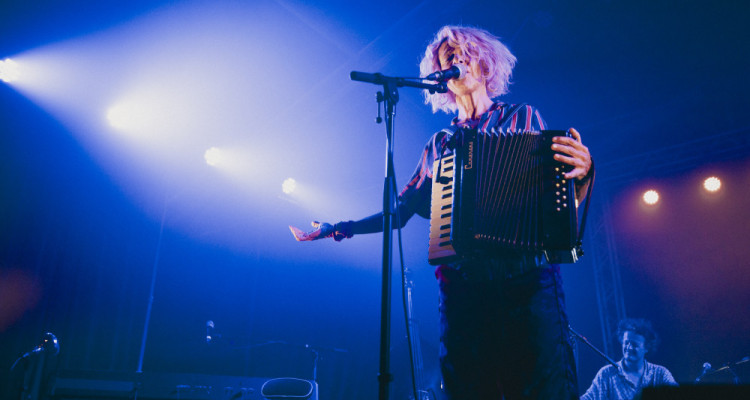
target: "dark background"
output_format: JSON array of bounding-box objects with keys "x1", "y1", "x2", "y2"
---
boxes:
[{"x1": 1, "y1": 1, "x2": 749, "y2": 399}]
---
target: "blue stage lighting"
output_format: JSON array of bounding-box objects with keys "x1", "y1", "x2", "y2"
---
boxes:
[
  {"x1": 204, "y1": 147, "x2": 223, "y2": 167},
  {"x1": 0, "y1": 58, "x2": 20, "y2": 83},
  {"x1": 282, "y1": 178, "x2": 296, "y2": 194}
]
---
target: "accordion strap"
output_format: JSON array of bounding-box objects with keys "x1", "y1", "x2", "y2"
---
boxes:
[{"x1": 575, "y1": 160, "x2": 595, "y2": 248}]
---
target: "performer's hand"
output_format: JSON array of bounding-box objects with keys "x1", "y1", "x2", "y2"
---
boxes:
[
  {"x1": 289, "y1": 221, "x2": 353, "y2": 242},
  {"x1": 551, "y1": 127, "x2": 592, "y2": 180}
]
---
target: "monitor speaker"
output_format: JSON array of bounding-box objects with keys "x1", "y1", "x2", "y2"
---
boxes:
[
  {"x1": 641, "y1": 384, "x2": 750, "y2": 400},
  {"x1": 261, "y1": 377, "x2": 318, "y2": 400}
]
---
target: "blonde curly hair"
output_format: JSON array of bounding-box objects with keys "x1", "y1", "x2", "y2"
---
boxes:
[{"x1": 420, "y1": 25, "x2": 516, "y2": 114}]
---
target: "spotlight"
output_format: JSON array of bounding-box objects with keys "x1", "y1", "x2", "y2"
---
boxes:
[
  {"x1": 642, "y1": 189, "x2": 659, "y2": 205},
  {"x1": 204, "y1": 147, "x2": 222, "y2": 167},
  {"x1": 106, "y1": 104, "x2": 132, "y2": 130},
  {"x1": 0, "y1": 58, "x2": 21, "y2": 83},
  {"x1": 282, "y1": 178, "x2": 296, "y2": 194},
  {"x1": 703, "y1": 176, "x2": 721, "y2": 192}
]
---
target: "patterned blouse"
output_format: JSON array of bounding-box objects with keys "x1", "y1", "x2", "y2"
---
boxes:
[{"x1": 581, "y1": 360, "x2": 678, "y2": 400}]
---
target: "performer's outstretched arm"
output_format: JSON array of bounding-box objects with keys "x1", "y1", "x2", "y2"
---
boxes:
[{"x1": 289, "y1": 199, "x2": 420, "y2": 242}]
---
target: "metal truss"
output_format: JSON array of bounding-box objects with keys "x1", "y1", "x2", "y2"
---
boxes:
[{"x1": 587, "y1": 192, "x2": 626, "y2": 355}]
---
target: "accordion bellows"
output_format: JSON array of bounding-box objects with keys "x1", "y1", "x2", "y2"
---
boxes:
[{"x1": 428, "y1": 129, "x2": 579, "y2": 265}]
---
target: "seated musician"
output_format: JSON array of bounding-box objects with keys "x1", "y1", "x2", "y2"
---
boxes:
[
  {"x1": 581, "y1": 318, "x2": 678, "y2": 400},
  {"x1": 292, "y1": 25, "x2": 593, "y2": 400}
]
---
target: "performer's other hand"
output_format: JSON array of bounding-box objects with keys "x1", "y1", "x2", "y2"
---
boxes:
[
  {"x1": 551, "y1": 127, "x2": 592, "y2": 180},
  {"x1": 289, "y1": 221, "x2": 353, "y2": 242}
]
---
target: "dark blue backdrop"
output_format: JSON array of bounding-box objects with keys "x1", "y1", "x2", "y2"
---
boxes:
[{"x1": 2, "y1": 1, "x2": 749, "y2": 399}]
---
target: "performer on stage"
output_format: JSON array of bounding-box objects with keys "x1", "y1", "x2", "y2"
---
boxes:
[
  {"x1": 581, "y1": 318, "x2": 678, "y2": 400},
  {"x1": 292, "y1": 25, "x2": 593, "y2": 400}
]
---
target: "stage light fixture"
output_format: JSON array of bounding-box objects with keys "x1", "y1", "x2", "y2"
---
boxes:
[
  {"x1": 282, "y1": 178, "x2": 296, "y2": 194},
  {"x1": 703, "y1": 176, "x2": 721, "y2": 192},
  {"x1": 204, "y1": 147, "x2": 222, "y2": 167},
  {"x1": 106, "y1": 104, "x2": 131, "y2": 130},
  {"x1": 0, "y1": 58, "x2": 21, "y2": 83},
  {"x1": 642, "y1": 189, "x2": 659, "y2": 205}
]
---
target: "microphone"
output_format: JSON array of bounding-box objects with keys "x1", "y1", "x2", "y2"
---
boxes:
[
  {"x1": 206, "y1": 320, "x2": 214, "y2": 343},
  {"x1": 695, "y1": 362, "x2": 712, "y2": 382},
  {"x1": 425, "y1": 65, "x2": 466, "y2": 82},
  {"x1": 31, "y1": 332, "x2": 60, "y2": 355}
]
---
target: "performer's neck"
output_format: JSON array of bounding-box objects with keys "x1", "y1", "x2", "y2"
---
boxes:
[
  {"x1": 455, "y1": 90, "x2": 494, "y2": 121},
  {"x1": 622, "y1": 358, "x2": 645, "y2": 373}
]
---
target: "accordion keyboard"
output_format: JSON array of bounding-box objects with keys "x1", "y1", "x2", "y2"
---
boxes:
[{"x1": 428, "y1": 154, "x2": 459, "y2": 265}]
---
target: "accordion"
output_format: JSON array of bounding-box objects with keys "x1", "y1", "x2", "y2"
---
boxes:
[{"x1": 427, "y1": 128, "x2": 581, "y2": 265}]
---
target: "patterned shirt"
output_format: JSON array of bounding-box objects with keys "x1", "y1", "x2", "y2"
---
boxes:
[
  {"x1": 397, "y1": 101, "x2": 547, "y2": 220},
  {"x1": 581, "y1": 360, "x2": 678, "y2": 400}
]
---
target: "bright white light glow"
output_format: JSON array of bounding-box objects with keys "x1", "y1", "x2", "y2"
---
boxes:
[
  {"x1": 643, "y1": 190, "x2": 660, "y2": 205},
  {"x1": 0, "y1": 58, "x2": 21, "y2": 83},
  {"x1": 282, "y1": 178, "x2": 296, "y2": 194},
  {"x1": 703, "y1": 176, "x2": 721, "y2": 192},
  {"x1": 106, "y1": 103, "x2": 133, "y2": 130},
  {"x1": 204, "y1": 147, "x2": 223, "y2": 166},
  {"x1": 106, "y1": 99, "x2": 164, "y2": 134},
  {"x1": 2, "y1": 1, "x2": 380, "y2": 257},
  {"x1": 105, "y1": 85, "x2": 197, "y2": 140}
]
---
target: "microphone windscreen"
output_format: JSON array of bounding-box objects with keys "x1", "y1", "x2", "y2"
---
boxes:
[{"x1": 454, "y1": 64, "x2": 467, "y2": 78}]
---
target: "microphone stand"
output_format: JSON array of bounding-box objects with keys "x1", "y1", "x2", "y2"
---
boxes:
[
  {"x1": 569, "y1": 326, "x2": 618, "y2": 367},
  {"x1": 349, "y1": 71, "x2": 445, "y2": 400},
  {"x1": 703, "y1": 356, "x2": 749, "y2": 384}
]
